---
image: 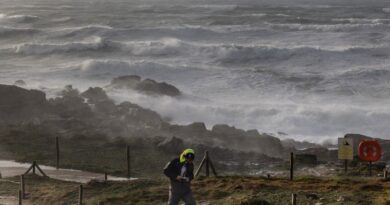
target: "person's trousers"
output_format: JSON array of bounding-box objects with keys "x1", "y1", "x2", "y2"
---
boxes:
[{"x1": 168, "y1": 181, "x2": 196, "y2": 205}]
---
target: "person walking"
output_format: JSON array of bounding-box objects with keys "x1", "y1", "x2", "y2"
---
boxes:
[{"x1": 164, "y1": 148, "x2": 196, "y2": 205}]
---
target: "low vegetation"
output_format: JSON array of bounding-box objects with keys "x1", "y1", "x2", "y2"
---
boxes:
[{"x1": 1, "y1": 174, "x2": 389, "y2": 205}]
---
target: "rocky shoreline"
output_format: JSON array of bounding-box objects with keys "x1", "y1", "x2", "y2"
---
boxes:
[{"x1": 0, "y1": 76, "x2": 389, "y2": 176}]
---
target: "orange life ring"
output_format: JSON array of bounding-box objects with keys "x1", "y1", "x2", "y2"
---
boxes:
[{"x1": 358, "y1": 140, "x2": 382, "y2": 162}]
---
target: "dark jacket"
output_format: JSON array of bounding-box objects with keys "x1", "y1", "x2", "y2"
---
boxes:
[{"x1": 164, "y1": 158, "x2": 194, "y2": 182}]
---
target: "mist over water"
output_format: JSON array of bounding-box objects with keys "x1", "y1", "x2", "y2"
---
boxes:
[{"x1": 1, "y1": 0, "x2": 390, "y2": 142}]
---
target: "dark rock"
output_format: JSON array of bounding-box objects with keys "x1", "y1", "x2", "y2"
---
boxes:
[
  {"x1": 136, "y1": 78, "x2": 180, "y2": 97},
  {"x1": 81, "y1": 87, "x2": 110, "y2": 103},
  {"x1": 108, "y1": 75, "x2": 180, "y2": 97},
  {"x1": 110, "y1": 75, "x2": 141, "y2": 89}
]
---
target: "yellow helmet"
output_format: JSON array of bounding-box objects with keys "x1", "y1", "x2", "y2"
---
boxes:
[{"x1": 180, "y1": 148, "x2": 195, "y2": 163}]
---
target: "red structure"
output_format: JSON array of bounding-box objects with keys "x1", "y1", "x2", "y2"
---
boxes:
[{"x1": 358, "y1": 140, "x2": 382, "y2": 162}]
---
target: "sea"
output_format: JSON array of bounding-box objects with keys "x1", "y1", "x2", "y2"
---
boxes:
[{"x1": 1, "y1": 0, "x2": 390, "y2": 143}]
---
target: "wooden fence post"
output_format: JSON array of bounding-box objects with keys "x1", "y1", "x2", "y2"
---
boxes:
[
  {"x1": 104, "y1": 172, "x2": 108, "y2": 182},
  {"x1": 79, "y1": 185, "x2": 83, "y2": 205},
  {"x1": 20, "y1": 175, "x2": 25, "y2": 199},
  {"x1": 56, "y1": 136, "x2": 60, "y2": 170},
  {"x1": 384, "y1": 170, "x2": 388, "y2": 179},
  {"x1": 32, "y1": 161, "x2": 36, "y2": 174},
  {"x1": 291, "y1": 193, "x2": 297, "y2": 205},
  {"x1": 290, "y1": 152, "x2": 294, "y2": 181},
  {"x1": 195, "y1": 150, "x2": 218, "y2": 178},
  {"x1": 18, "y1": 190, "x2": 22, "y2": 205}
]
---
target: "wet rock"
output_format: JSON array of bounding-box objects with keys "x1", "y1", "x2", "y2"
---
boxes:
[
  {"x1": 136, "y1": 78, "x2": 180, "y2": 96},
  {"x1": 108, "y1": 75, "x2": 181, "y2": 96},
  {"x1": 109, "y1": 75, "x2": 141, "y2": 89}
]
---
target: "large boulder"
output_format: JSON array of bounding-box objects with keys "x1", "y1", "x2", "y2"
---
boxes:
[{"x1": 108, "y1": 75, "x2": 181, "y2": 97}]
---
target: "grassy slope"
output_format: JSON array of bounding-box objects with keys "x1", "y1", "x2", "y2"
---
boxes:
[{"x1": 1, "y1": 175, "x2": 389, "y2": 205}]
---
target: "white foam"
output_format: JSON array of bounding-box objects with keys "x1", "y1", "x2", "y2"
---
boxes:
[{"x1": 13, "y1": 37, "x2": 107, "y2": 55}]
